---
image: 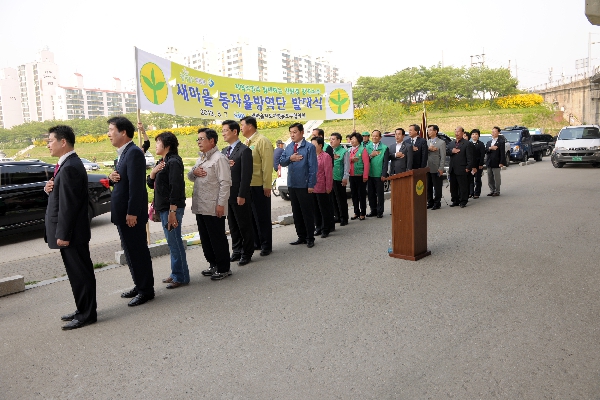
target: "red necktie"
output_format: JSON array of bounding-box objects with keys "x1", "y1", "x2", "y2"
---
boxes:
[
  {"x1": 53, "y1": 163, "x2": 59, "y2": 177},
  {"x1": 293, "y1": 143, "x2": 298, "y2": 153}
]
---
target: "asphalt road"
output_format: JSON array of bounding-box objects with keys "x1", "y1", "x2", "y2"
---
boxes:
[{"x1": 1, "y1": 160, "x2": 600, "y2": 398}]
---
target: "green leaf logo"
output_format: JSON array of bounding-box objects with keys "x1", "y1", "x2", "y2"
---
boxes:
[
  {"x1": 140, "y1": 62, "x2": 168, "y2": 105},
  {"x1": 328, "y1": 88, "x2": 350, "y2": 114},
  {"x1": 416, "y1": 179, "x2": 424, "y2": 196}
]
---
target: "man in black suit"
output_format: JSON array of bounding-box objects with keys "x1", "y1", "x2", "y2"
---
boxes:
[
  {"x1": 107, "y1": 116, "x2": 154, "y2": 307},
  {"x1": 389, "y1": 128, "x2": 413, "y2": 174},
  {"x1": 446, "y1": 126, "x2": 475, "y2": 208},
  {"x1": 406, "y1": 124, "x2": 428, "y2": 169},
  {"x1": 44, "y1": 125, "x2": 97, "y2": 330},
  {"x1": 485, "y1": 126, "x2": 507, "y2": 196},
  {"x1": 469, "y1": 129, "x2": 486, "y2": 199},
  {"x1": 222, "y1": 120, "x2": 255, "y2": 266}
]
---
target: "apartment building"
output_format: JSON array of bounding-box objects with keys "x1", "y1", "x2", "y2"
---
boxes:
[
  {"x1": 0, "y1": 68, "x2": 24, "y2": 129},
  {"x1": 17, "y1": 49, "x2": 59, "y2": 124},
  {"x1": 53, "y1": 74, "x2": 137, "y2": 121}
]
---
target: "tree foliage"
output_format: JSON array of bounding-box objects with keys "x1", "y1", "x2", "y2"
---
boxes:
[{"x1": 354, "y1": 65, "x2": 519, "y2": 107}]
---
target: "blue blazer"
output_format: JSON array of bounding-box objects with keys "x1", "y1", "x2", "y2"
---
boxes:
[
  {"x1": 279, "y1": 138, "x2": 317, "y2": 188},
  {"x1": 111, "y1": 141, "x2": 149, "y2": 225}
]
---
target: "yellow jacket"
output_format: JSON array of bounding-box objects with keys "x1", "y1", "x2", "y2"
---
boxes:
[{"x1": 245, "y1": 132, "x2": 274, "y2": 188}]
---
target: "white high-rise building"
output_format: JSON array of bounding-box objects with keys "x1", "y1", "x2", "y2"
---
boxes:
[
  {"x1": 0, "y1": 68, "x2": 24, "y2": 129},
  {"x1": 17, "y1": 49, "x2": 60, "y2": 123}
]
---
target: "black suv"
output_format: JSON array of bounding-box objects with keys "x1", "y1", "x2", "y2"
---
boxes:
[{"x1": 0, "y1": 161, "x2": 112, "y2": 236}]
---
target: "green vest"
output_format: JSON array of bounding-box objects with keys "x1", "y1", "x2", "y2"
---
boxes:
[
  {"x1": 352, "y1": 144, "x2": 365, "y2": 176},
  {"x1": 365, "y1": 141, "x2": 374, "y2": 154},
  {"x1": 323, "y1": 142, "x2": 331, "y2": 151},
  {"x1": 368, "y1": 142, "x2": 388, "y2": 177},
  {"x1": 332, "y1": 145, "x2": 347, "y2": 181}
]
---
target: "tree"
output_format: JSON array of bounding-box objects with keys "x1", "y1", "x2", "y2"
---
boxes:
[{"x1": 362, "y1": 99, "x2": 404, "y2": 132}]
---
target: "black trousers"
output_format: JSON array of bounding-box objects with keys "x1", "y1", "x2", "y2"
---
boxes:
[
  {"x1": 117, "y1": 223, "x2": 154, "y2": 296},
  {"x1": 427, "y1": 171, "x2": 443, "y2": 206},
  {"x1": 60, "y1": 244, "x2": 97, "y2": 322},
  {"x1": 228, "y1": 195, "x2": 255, "y2": 258},
  {"x1": 313, "y1": 192, "x2": 334, "y2": 234},
  {"x1": 332, "y1": 180, "x2": 349, "y2": 223},
  {"x1": 469, "y1": 168, "x2": 483, "y2": 196},
  {"x1": 289, "y1": 187, "x2": 315, "y2": 241},
  {"x1": 330, "y1": 191, "x2": 340, "y2": 222},
  {"x1": 349, "y1": 176, "x2": 367, "y2": 217},
  {"x1": 250, "y1": 186, "x2": 272, "y2": 252},
  {"x1": 196, "y1": 214, "x2": 230, "y2": 273},
  {"x1": 449, "y1": 172, "x2": 470, "y2": 205},
  {"x1": 367, "y1": 176, "x2": 385, "y2": 216}
]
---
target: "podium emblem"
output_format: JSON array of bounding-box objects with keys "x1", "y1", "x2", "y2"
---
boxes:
[{"x1": 415, "y1": 179, "x2": 424, "y2": 196}]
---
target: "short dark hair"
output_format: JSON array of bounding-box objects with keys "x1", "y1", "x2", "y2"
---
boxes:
[
  {"x1": 49, "y1": 125, "x2": 75, "y2": 147},
  {"x1": 464, "y1": 131, "x2": 472, "y2": 139},
  {"x1": 395, "y1": 128, "x2": 405, "y2": 135},
  {"x1": 331, "y1": 132, "x2": 342, "y2": 141},
  {"x1": 222, "y1": 120, "x2": 240, "y2": 135},
  {"x1": 289, "y1": 122, "x2": 304, "y2": 132},
  {"x1": 311, "y1": 136, "x2": 324, "y2": 147},
  {"x1": 312, "y1": 128, "x2": 324, "y2": 137},
  {"x1": 492, "y1": 126, "x2": 501, "y2": 133},
  {"x1": 155, "y1": 131, "x2": 179, "y2": 154},
  {"x1": 470, "y1": 129, "x2": 480, "y2": 135},
  {"x1": 409, "y1": 124, "x2": 420, "y2": 133},
  {"x1": 198, "y1": 127, "x2": 209, "y2": 133},
  {"x1": 204, "y1": 128, "x2": 219, "y2": 144},
  {"x1": 240, "y1": 116, "x2": 257, "y2": 129},
  {"x1": 348, "y1": 132, "x2": 363, "y2": 143},
  {"x1": 372, "y1": 129, "x2": 381, "y2": 135},
  {"x1": 427, "y1": 124, "x2": 439, "y2": 133},
  {"x1": 107, "y1": 116, "x2": 135, "y2": 138}
]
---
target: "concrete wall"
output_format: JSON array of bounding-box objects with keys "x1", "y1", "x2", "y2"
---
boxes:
[{"x1": 537, "y1": 76, "x2": 600, "y2": 125}]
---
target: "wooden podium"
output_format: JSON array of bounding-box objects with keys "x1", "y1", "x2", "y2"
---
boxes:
[{"x1": 386, "y1": 167, "x2": 431, "y2": 261}]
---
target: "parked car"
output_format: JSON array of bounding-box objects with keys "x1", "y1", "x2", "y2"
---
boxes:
[
  {"x1": 145, "y1": 152, "x2": 155, "y2": 169},
  {"x1": 0, "y1": 161, "x2": 112, "y2": 236},
  {"x1": 501, "y1": 126, "x2": 548, "y2": 163},
  {"x1": 80, "y1": 158, "x2": 100, "y2": 171},
  {"x1": 551, "y1": 125, "x2": 600, "y2": 168},
  {"x1": 530, "y1": 133, "x2": 557, "y2": 156}
]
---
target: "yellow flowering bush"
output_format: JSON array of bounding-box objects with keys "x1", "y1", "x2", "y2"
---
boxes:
[
  {"x1": 495, "y1": 94, "x2": 543, "y2": 109},
  {"x1": 354, "y1": 108, "x2": 367, "y2": 120}
]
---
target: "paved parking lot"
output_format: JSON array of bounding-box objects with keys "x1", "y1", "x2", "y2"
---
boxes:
[{"x1": 1, "y1": 160, "x2": 600, "y2": 398}]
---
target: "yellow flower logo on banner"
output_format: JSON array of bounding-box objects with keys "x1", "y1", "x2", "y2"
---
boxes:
[
  {"x1": 416, "y1": 180, "x2": 424, "y2": 196},
  {"x1": 140, "y1": 62, "x2": 168, "y2": 105},
  {"x1": 328, "y1": 88, "x2": 350, "y2": 114}
]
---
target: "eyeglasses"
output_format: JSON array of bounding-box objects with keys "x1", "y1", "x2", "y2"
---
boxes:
[{"x1": 196, "y1": 138, "x2": 207, "y2": 142}]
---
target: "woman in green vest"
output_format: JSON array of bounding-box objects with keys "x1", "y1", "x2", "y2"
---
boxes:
[{"x1": 347, "y1": 132, "x2": 370, "y2": 220}]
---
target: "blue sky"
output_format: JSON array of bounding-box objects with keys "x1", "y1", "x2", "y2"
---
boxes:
[{"x1": 1, "y1": 0, "x2": 599, "y2": 90}]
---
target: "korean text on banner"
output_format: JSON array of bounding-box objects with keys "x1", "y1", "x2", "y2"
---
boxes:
[{"x1": 135, "y1": 47, "x2": 353, "y2": 121}]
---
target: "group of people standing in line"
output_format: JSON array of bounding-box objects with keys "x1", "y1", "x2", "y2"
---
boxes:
[{"x1": 44, "y1": 115, "x2": 506, "y2": 331}]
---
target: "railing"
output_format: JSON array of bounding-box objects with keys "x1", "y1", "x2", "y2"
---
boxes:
[{"x1": 525, "y1": 66, "x2": 600, "y2": 92}]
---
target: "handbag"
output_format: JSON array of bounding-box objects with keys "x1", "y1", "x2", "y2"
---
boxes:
[{"x1": 148, "y1": 201, "x2": 161, "y2": 222}]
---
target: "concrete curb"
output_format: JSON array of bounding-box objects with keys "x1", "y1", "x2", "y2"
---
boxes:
[{"x1": 0, "y1": 275, "x2": 25, "y2": 297}]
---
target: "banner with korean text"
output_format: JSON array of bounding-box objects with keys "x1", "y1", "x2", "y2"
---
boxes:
[{"x1": 135, "y1": 47, "x2": 353, "y2": 121}]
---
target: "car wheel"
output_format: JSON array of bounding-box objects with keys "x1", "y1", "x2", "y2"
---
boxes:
[
  {"x1": 552, "y1": 159, "x2": 564, "y2": 168},
  {"x1": 272, "y1": 180, "x2": 280, "y2": 197},
  {"x1": 383, "y1": 180, "x2": 390, "y2": 192},
  {"x1": 505, "y1": 152, "x2": 510, "y2": 167},
  {"x1": 280, "y1": 192, "x2": 290, "y2": 201},
  {"x1": 593, "y1": 163, "x2": 600, "y2": 168},
  {"x1": 545, "y1": 148, "x2": 552, "y2": 156}
]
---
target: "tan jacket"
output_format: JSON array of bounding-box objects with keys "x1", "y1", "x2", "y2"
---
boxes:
[{"x1": 187, "y1": 146, "x2": 231, "y2": 216}]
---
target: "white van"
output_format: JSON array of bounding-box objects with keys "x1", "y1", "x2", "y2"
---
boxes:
[{"x1": 551, "y1": 125, "x2": 600, "y2": 168}]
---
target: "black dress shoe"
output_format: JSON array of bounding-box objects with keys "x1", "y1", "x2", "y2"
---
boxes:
[
  {"x1": 449, "y1": 203, "x2": 459, "y2": 207},
  {"x1": 377, "y1": 214, "x2": 383, "y2": 218},
  {"x1": 238, "y1": 257, "x2": 252, "y2": 266},
  {"x1": 230, "y1": 253, "x2": 241, "y2": 262},
  {"x1": 128, "y1": 293, "x2": 155, "y2": 307},
  {"x1": 121, "y1": 288, "x2": 138, "y2": 298},
  {"x1": 62, "y1": 318, "x2": 96, "y2": 330},
  {"x1": 340, "y1": 221, "x2": 348, "y2": 226},
  {"x1": 459, "y1": 204, "x2": 466, "y2": 208},
  {"x1": 427, "y1": 204, "x2": 433, "y2": 209},
  {"x1": 61, "y1": 311, "x2": 78, "y2": 321},
  {"x1": 486, "y1": 192, "x2": 494, "y2": 196},
  {"x1": 321, "y1": 232, "x2": 329, "y2": 238},
  {"x1": 365, "y1": 212, "x2": 377, "y2": 217},
  {"x1": 432, "y1": 204, "x2": 441, "y2": 210},
  {"x1": 202, "y1": 266, "x2": 216, "y2": 276},
  {"x1": 306, "y1": 240, "x2": 315, "y2": 248},
  {"x1": 350, "y1": 215, "x2": 359, "y2": 220},
  {"x1": 290, "y1": 239, "x2": 307, "y2": 245},
  {"x1": 260, "y1": 249, "x2": 271, "y2": 256},
  {"x1": 314, "y1": 229, "x2": 322, "y2": 236}
]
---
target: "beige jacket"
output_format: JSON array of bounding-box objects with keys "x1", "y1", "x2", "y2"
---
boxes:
[{"x1": 187, "y1": 146, "x2": 231, "y2": 216}]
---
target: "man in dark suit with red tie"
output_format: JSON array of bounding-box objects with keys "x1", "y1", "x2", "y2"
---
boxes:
[
  {"x1": 221, "y1": 120, "x2": 255, "y2": 266},
  {"x1": 107, "y1": 116, "x2": 155, "y2": 307},
  {"x1": 446, "y1": 126, "x2": 475, "y2": 208},
  {"x1": 44, "y1": 125, "x2": 97, "y2": 330},
  {"x1": 406, "y1": 124, "x2": 428, "y2": 169}
]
